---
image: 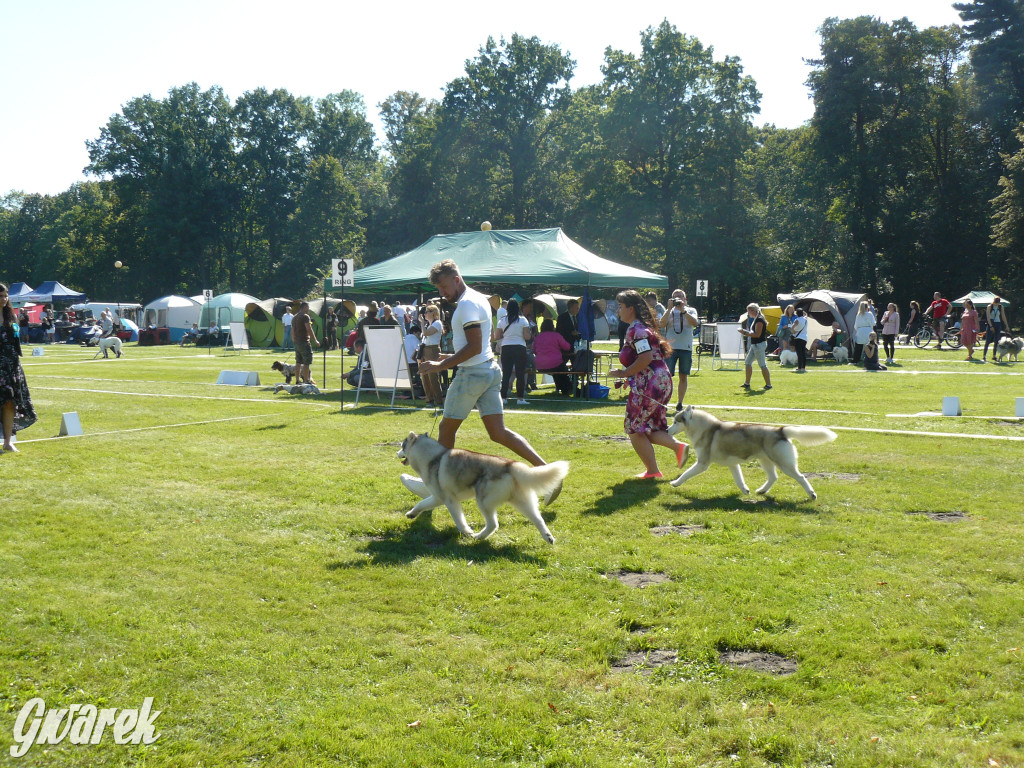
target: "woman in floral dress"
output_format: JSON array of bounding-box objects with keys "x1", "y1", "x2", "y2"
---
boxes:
[
  {"x1": 1, "y1": 283, "x2": 38, "y2": 452},
  {"x1": 609, "y1": 290, "x2": 689, "y2": 479}
]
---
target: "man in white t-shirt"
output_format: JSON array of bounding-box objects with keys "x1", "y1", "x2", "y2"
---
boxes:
[
  {"x1": 411, "y1": 259, "x2": 562, "y2": 504},
  {"x1": 659, "y1": 289, "x2": 699, "y2": 411},
  {"x1": 282, "y1": 309, "x2": 294, "y2": 349}
]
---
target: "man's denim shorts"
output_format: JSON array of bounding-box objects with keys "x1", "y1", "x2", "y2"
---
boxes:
[{"x1": 443, "y1": 359, "x2": 503, "y2": 420}]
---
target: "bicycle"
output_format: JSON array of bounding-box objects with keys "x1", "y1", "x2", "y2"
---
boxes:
[{"x1": 913, "y1": 324, "x2": 962, "y2": 349}]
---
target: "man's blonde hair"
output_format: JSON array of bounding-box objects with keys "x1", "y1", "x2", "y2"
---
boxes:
[{"x1": 429, "y1": 259, "x2": 460, "y2": 286}]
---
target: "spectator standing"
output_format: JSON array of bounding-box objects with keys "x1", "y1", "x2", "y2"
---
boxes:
[
  {"x1": 852, "y1": 301, "x2": 876, "y2": 363},
  {"x1": 776, "y1": 304, "x2": 795, "y2": 353},
  {"x1": 42, "y1": 306, "x2": 55, "y2": 343},
  {"x1": 659, "y1": 290, "x2": 699, "y2": 409},
  {"x1": 419, "y1": 304, "x2": 445, "y2": 407},
  {"x1": 903, "y1": 300, "x2": 921, "y2": 344},
  {"x1": 645, "y1": 292, "x2": 665, "y2": 322},
  {"x1": 496, "y1": 298, "x2": 532, "y2": 404},
  {"x1": 608, "y1": 290, "x2": 689, "y2": 479},
  {"x1": 291, "y1": 301, "x2": 319, "y2": 385},
  {"x1": 960, "y1": 299, "x2": 979, "y2": 361},
  {"x1": 983, "y1": 296, "x2": 1007, "y2": 361},
  {"x1": 1, "y1": 283, "x2": 37, "y2": 452},
  {"x1": 282, "y1": 307, "x2": 294, "y2": 349},
  {"x1": 790, "y1": 308, "x2": 809, "y2": 372},
  {"x1": 924, "y1": 292, "x2": 951, "y2": 349},
  {"x1": 739, "y1": 303, "x2": 772, "y2": 390},
  {"x1": 880, "y1": 303, "x2": 900, "y2": 365}
]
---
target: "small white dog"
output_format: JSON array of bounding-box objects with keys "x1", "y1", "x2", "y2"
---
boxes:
[
  {"x1": 832, "y1": 346, "x2": 850, "y2": 364},
  {"x1": 274, "y1": 383, "x2": 321, "y2": 395},
  {"x1": 779, "y1": 349, "x2": 798, "y2": 367},
  {"x1": 994, "y1": 337, "x2": 1023, "y2": 363},
  {"x1": 94, "y1": 336, "x2": 122, "y2": 359}
]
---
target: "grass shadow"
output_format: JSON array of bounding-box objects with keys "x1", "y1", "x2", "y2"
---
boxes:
[
  {"x1": 585, "y1": 479, "x2": 664, "y2": 516},
  {"x1": 663, "y1": 494, "x2": 818, "y2": 515},
  {"x1": 327, "y1": 513, "x2": 549, "y2": 568}
]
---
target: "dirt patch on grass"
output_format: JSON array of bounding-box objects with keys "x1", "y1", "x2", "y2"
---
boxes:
[
  {"x1": 908, "y1": 510, "x2": 969, "y2": 522},
  {"x1": 650, "y1": 524, "x2": 706, "y2": 537},
  {"x1": 594, "y1": 434, "x2": 630, "y2": 442},
  {"x1": 608, "y1": 570, "x2": 671, "y2": 588},
  {"x1": 611, "y1": 649, "x2": 678, "y2": 674},
  {"x1": 804, "y1": 472, "x2": 861, "y2": 481},
  {"x1": 720, "y1": 650, "x2": 797, "y2": 676}
]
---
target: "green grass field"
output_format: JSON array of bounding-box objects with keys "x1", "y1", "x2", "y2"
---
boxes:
[{"x1": 2, "y1": 341, "x2": 1022, "y2": 767}]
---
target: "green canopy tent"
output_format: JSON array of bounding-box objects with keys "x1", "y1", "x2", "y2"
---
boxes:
[
  {"x1": 951, "y1": 290, "x2": 1009, "y2": 307},
  {"x1": 334, "y1": 228, "x2": 668, "y2": 292}
]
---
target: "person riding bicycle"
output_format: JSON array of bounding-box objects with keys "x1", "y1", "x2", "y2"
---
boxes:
[{"x1": 923, "y1": 292, "x2": 951, "y2": 349}]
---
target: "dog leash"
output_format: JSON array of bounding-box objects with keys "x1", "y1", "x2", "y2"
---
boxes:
[{"x1": 616, "y1": 376, "x2": 669, "y2": 411}]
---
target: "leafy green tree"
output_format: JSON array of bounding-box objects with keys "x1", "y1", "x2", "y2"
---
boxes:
[
  {"x1": 991, "y1": 123, "x2": 1024, "y2": 301},
  {"x1": 438, "y1": 34, "x2": 575, "y2": 229},
  {"x1": 283, "y1": 156, "x2": 365, "y2": 297},
  {"x1": 232, "y1": 88, "x2": 313, "y2": 290},
  {"x1": 955, "y1": 0, "x2": 1024, "y2": 147},
  {"x1": 598, "y1": 20, "x2": 761, "y2": 308},
  {"x1": 86, "y1": 83, "x2": 237, "y2": 294}
]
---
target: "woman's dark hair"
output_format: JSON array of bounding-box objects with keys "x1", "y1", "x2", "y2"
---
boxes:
[
  {"x1": 796, "y1": 308, "x2": 805, "y2": 317},
  {"x1": 506, "y1": 298, "x2": 521, "y2": 325},
  {"x1": 616, "y1": 289, "x2": 671, "y2": 356},
  {"x1": 0, "y1": 283, "x2": 13, "y2": 329},
  {"x1": 540, "y1": 318, "x2": 554, "y2": 333}
]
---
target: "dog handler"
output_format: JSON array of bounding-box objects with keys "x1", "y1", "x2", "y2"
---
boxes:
[
  {"x1": 292, "y1": 301, "x2": 319, "y2": 386},
  {"x1": 411, "y1": 259, "x2": 562, "y2": 505}
]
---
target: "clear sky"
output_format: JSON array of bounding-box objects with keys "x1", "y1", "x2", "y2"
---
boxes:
[{"x1": 1, "y1": 0, "x2": 964, "y2": 197}]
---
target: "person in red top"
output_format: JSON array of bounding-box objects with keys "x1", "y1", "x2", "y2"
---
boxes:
[{"x1": 924, "y1": 291, "x2": 952, "y2": 349}]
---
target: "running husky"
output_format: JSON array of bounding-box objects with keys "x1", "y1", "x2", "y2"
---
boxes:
[
  {"x1": 397, "y1": 432, "x2": 568, "y2": 543},
  {"x1": 667, "y1": 406, "x2": 837, "y2": 500}
]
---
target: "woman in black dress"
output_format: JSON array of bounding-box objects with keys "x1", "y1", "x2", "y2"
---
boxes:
[{"x1": 1, "y1": 283, "x2": 37, "y2": 452}]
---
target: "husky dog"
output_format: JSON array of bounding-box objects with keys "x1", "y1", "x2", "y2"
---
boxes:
[
  {"x1": 94, "y1": 336, "x2": 123, "y2": 359},
  {"x1": 778, "y1": 349, "x2": 798, "y2": 367},
  {"x1": 396, "y1": 432, "x2": 568, "y2": 543},
  {"x1": 271, "y1": 360, "x2": 297, "y2": 384},
  {"x1": 995, "y1": 337, "x2": 1023, "y2": 363},
  {"x1": 667, "y1": 406, "x2": 837, "y2": 500},
  {"x1": 274, "y1": 383, "x2": 320, "y2": 395}
]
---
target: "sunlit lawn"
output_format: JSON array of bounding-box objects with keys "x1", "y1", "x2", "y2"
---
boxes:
[{"x1": 1, "y1": 341, "x2": 1022, "y2": 766}]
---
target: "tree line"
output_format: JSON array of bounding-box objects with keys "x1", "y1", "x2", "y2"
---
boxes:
[{"x1": 2, "y1": 3, "x2": 1023, "y2": 318}]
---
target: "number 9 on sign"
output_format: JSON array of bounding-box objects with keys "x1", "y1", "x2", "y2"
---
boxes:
[{"x1": 332, "y1": 258, "x2": 355, "y2": 288}]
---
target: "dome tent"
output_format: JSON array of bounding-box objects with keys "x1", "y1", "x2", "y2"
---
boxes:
[
  {"x1": 143, "y1": 295, "x2": 202, "y2": 342},
  {"x1": 244, "y1": 298, "x2": 293, "y2": 347},
  {"x1": 198, "y1": 292, "x2": 260, "y2": 330},
  {"x1": 777, "y1": 290, "x2": 870, "y2": 349}
]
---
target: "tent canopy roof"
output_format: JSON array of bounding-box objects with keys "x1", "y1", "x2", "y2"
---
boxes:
[
  {"x1": 952, "y1": 290, "x2": 1009, "y2": 307},
  {"x1": 8, "y1": 282, "x2": 33, "y2": 297},
  {"x1": 342, "y1": 228, "x2": 668, "y2": 292},
  {"x1": 19, "y1": 280, "x2": 87, "y2": 304}
]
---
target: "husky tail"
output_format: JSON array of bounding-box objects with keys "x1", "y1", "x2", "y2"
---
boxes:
[
  {"x1": 510, "y1": 461, "x2": 570, "y2": 497},
  {"x1": 782, "y1": 426, "x2": 838, "y2": 447}
]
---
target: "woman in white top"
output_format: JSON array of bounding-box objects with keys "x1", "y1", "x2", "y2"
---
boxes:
[
  {"x1": 789, "y1": 308, "x2": 810, "y2": 372},
  {"x1": 495, "y1": 298, "x2": 532, "y2": 404},
  {"x1": 419, "y1": 304, "x2": 446, "y2": 407},
  {"x1": 852, "y1": 301, "x2": 876, "y2": 364}
]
